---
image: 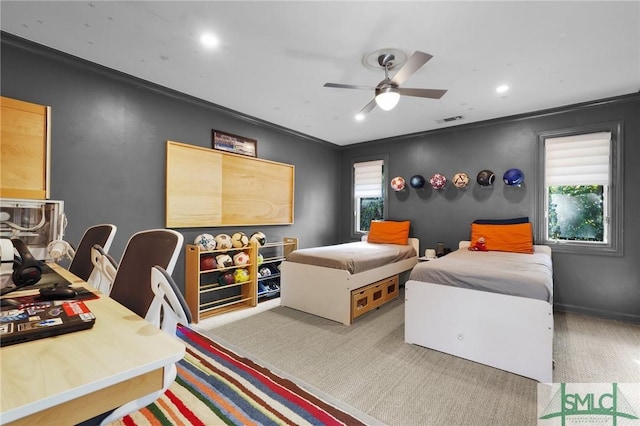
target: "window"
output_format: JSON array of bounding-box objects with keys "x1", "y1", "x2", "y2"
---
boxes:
[
  {"x1": 353, "y1": 159, "x2": 385, "y2": 234},
  {"x1": 538, "y1": 123, "x2": 623, "y2": 255}
]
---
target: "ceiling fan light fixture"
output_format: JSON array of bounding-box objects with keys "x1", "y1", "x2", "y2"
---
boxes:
[{"x1": 375, "y1": 87, "x2": 400, "y2": 111}]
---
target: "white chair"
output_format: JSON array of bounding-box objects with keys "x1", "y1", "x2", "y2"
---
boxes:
[
  {"x1": 99, "y1": 265, "x2": 191, "y2": 425},
  {"x1": 88, "y1": 244, "x2": 118, "y2": 294}
]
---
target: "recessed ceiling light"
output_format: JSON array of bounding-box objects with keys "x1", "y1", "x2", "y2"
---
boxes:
[
  {"x1": 200, "y1": 33, "x2": 219, "y2": 49},
  {"x1": 355, "y1": 113, "x2": 365, "y2": 121},
  {"x1": 496, "y1": 85, "x2": 509, "y2": 94}
]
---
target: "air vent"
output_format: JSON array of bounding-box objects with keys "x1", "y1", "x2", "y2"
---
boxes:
[{"x1": 439, "y1": 115, "x2": 464, "y2": 123}]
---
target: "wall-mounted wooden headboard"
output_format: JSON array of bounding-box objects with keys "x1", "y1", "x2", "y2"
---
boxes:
[{"x1": 165, "y1": 141, "x2": 294, "y2": 228}]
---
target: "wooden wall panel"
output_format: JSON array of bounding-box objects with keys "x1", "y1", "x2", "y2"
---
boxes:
[
  {"x1": 0, "y1": 96, "x2": 51, "y2": 199},
  {"x1": 166, "y1": 141, "x2": 294, "y2": 228}
]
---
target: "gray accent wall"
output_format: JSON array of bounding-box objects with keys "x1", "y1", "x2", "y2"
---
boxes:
[
  {"x1": 340, "y1": 96, "x2": 640, "y2": 323},
  {"x1": 2, "y1": 33, "x2": 638, "y2": 323},
  {"x1": 1, "y1": 34, "x2": 341, "y2": 289}
]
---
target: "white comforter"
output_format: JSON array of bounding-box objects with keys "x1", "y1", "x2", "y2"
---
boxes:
[{"x1": 409, "y1": 245, "x2": 553, "y2": 302}]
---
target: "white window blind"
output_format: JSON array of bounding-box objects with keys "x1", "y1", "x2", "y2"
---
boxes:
[
  {"x1": 354, "y1": 160, "x2": 383, "y2": 198},
  {"x1": 545, "y1": 132, "x2": 611, "y2": 186}
]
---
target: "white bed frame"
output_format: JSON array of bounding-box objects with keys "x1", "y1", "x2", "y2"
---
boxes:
[
  {"x1": 404, "y1": 241, "x2": 554, "y2": 383},
  {"x1": 281, "y1": 237, "x2": 419, "y2": 325}
]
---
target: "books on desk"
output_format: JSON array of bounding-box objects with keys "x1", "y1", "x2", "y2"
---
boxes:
[{"x1": 0, "y1": 298, "x2": 96, "y2": 347}]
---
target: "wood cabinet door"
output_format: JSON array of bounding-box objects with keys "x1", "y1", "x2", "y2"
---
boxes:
[{"x1": 1, "y1": 96, "x2": 51, "y2": 199}]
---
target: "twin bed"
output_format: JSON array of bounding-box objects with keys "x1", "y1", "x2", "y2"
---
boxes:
[
  {"x1": 280, "y1": 220, "x2": 554, "y2": 382},
  {"x1": 280, "y1": 237, "x2": 419, "y2": 325}
]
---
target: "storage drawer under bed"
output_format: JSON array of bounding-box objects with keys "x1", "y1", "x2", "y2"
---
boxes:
[{"x1": 350, "y1": 275, "x2": 399, "y2": 321}]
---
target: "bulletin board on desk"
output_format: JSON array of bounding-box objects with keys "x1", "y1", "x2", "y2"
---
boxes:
[{"x1": 165, "y1": 141, "x2": 294, "y2": 228}]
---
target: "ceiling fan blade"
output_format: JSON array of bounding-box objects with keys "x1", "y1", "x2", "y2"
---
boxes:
[
  {"x1": 324, "y1": 82, "x2": 374, "y2": 90},
  {"x1": 360, "y1": 98, "x2": 377, "y2": 114},
  {"x1": 390, "y1": 51, "x2": 433, "y2": 86},
  {"x1": 396, "y1": 87, "x2": 448, "y2": 99}
]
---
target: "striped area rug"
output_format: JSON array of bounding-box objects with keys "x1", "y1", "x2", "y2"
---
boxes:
[{"x1": 112, "y1": 325, "x2": 366, "y2": 426}]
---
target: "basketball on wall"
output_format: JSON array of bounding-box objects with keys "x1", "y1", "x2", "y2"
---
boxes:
[
  {"x1": 194, "y1": 233, "x2": 216, "y2": 251},
  {"x1": 231, "y1": 232, "x2": 249, "y2": 248},
  {"x1": 214, "y1": 234, "x2": 233, "y2": 251}
]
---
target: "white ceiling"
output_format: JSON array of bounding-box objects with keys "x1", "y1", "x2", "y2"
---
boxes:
[{"x1": 2, "y1": 1, "x2": 639, "y2": 146}]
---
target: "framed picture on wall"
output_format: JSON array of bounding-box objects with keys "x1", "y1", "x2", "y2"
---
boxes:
[{"x1": 212, "y1": 130, "x2": 257, "y2": 157}]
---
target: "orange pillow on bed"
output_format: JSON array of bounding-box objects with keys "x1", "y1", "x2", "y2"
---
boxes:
[
  {"x1": 367, "y1": 221, "x2": 410, "y2": 245},
  {"x1": 470, "y1": 222, "x2": 534, "y2": 254}
]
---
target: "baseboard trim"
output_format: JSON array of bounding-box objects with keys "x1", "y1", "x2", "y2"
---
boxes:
[{"x1": 554, "y1": 303, "x2": 640, "y2": 324}]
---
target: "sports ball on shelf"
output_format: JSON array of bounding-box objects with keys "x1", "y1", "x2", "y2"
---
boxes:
[
  {"x1": 390, "y1": 176, "x2": 406, "y2": 191},
  {"x1": 409, "y1": 175, "x2": 426, "y2": 189},
  {"x1": 214, "y1": 234, "x2": 233, "y2": 251},
  {"x1": 218, "y1": 271, "x2": 235, "y2": 286},
  {"x1": 257, "y1": 253, "x2": 264, "y2": 266},
  {"x1": 194, "y1": 233, "x2": 216, "y2": 251},
  {"x1": 503, "y1": 168, "x2": 525, "y2": 186},
  {"x1": 231, "y1": 232, "x2": 249, "y2": 248},
  {"x1": 250, "y1": 231, "x2": 267, "y2": 247},
  {"x1": 258, "y1": 267, "x2": 272, "y2": 278},
  {"x1": 233, "y1": 268, "x2": 250, "y2": 283},
  {"x1": 452, "y1": 172, "x2": 470, "y2": 188},
  {"x1": 477, "y1": 170, "x2": 496, "y2": 187},
  {"x1": 429, "y1": 173, "x2": 447, "y2": 189},
  {"x1": 215, "y1": 254, "x2": 233, "y2": 270},
  {"x1": 200, "y1": 255, "x2": 217, "y2": 271},
  {"x1": 233, "y1": 251, "x2": 250, "y2": 266}
]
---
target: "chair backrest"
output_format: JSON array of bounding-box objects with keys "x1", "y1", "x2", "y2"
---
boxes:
[
  {"x1": 68, "y1": 224, "x2": 117, "y2": 281},
  {"x1": 109, "y1": 229, "x2": 183, "y2": 318},
  {"x1": 146, "y1": 265, "x2": 192, "y2": 335}
]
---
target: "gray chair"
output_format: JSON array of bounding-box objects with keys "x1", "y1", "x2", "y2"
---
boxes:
[
  {"x1": 68, "y1": 224, "x2": 117, "y2": 282},
  {"x1": 108, "y1": 229, "x2": 183, "y2": 318}
]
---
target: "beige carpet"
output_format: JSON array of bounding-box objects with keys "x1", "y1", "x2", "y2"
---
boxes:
[{"x1": 202, "y1": 290, "x2": 640, "y2": 426}]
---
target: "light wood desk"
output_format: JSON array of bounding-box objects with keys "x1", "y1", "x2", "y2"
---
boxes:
[{"x1": 0, "y1": 265, "x2": 185, "y2": 425}]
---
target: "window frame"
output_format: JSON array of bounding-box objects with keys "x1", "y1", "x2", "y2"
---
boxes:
[
  {"x1": 351, "y1": 155, "x2": 388, "y2": 238},
  {"x1": 536, "y1": 121, "x2": 623, "y2": 256}
]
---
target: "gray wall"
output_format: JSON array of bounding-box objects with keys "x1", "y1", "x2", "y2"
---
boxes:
[
  {"x1": 3, "y1": 33, "x2": 638, "y2": 323},
  {"x1": 1, "y1": 34, "x2": 341, "y2": 289},
  {"x1": 340, "y1": 96, "x2": 640, "y2": 323}
]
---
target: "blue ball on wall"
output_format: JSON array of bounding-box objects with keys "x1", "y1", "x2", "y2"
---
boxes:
[
  {"x1": 409, "y1": 175, "x2": 426, "y2": 188},
  {"x1": 503, "y1": 168, "x2": 525, "y2": 186}
]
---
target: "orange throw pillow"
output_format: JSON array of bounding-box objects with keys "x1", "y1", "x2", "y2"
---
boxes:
[
  {"x1": 470, "y1": 223, "x2": 534, "y2": 254},
  {"x1": 367, "y1": 221, "x2": 411, "y2": 245}
]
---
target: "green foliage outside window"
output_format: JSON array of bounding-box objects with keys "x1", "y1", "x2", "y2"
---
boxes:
[
  {"x1": 359, "y1": 198, "x2": 383, "y2": 232},
  {"x1": 548, "y1": 185, "x2": 604, "y2": 241}
]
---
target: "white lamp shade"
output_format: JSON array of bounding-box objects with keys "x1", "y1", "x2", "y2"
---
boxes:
[{"x1": 375, "y1": 91, "x2": 400, "y2": 111}]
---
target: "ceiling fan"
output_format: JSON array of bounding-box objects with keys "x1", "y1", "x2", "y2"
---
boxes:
[{"x1": 324, "y1": 51, "x2": 447, "y2": 113}]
